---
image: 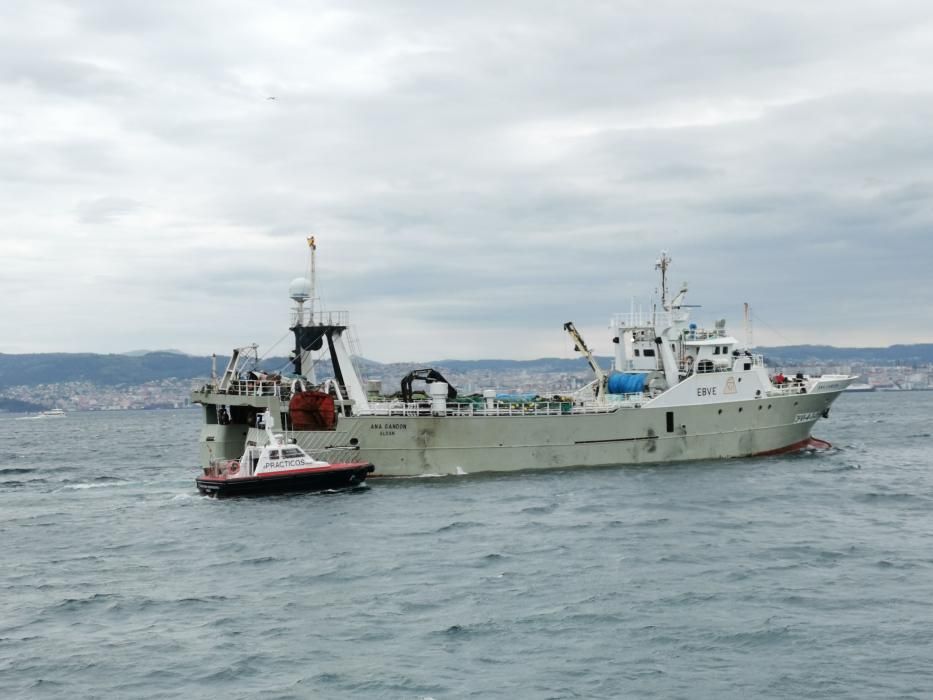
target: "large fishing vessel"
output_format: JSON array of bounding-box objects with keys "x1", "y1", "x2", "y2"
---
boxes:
[{"x1": 192, "y1": 240, "x2": 855, "y2": 476}]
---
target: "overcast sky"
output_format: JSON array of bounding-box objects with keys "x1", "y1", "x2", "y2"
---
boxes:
[{"x1": 2, "y1": 1, "x2": 932, "y2": 362}]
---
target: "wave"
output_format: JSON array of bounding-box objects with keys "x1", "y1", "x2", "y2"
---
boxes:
[
  {"x1": 713, "y1": 625, "x2": 796, "y2": 648},
  {"x1": 436, "y1": 520, "x2": 484, "y2": 532},
  {"x1": 856, "y1": 492, "x2": 931, "y2": 504},
  {"x1": 49, "y1": 592, "x2": 120, "y2": 612},
  {"x1": 238, "y1": 556, "x2": 280, "y2": 566},
  {"x1": 521, "y1": 503, "x2": 558, "y2": 514},
  {"x1": 814, "y1": 463, "x2": 862, "y2": 473},
  {"x1": 59, "y1": 481, "x2": 130, "y2": 490}
]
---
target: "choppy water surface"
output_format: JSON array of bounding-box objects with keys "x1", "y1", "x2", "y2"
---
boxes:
[{"x1": 2, "y1": 393, "x2": 932, "y2": 699}]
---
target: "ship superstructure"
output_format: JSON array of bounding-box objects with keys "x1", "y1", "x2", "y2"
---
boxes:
[{"x1": 192, "y1": 244, "x2": 855, "y2": 476}]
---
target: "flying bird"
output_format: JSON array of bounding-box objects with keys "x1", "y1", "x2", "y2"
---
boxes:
[{"x1": 266, "y1": 96, "x2": 277, "y2": 101}]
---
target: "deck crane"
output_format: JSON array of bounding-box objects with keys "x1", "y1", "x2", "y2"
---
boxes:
[
  {"x1": 400, "y1": 368, "x2": 458, "y2": 404},
  {"x1": 563, "y1": 321, "x2": 608, "y2": 400}
]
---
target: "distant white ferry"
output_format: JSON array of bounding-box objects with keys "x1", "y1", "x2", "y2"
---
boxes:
[
  {"x1": 844, "y1": 383, "x2": 875, "y2": 393},
  {"x1": 192, "y1": 242, "x2": 855, "y2": 477},
  {"x1": 16, "y1": 408, "x2": 66, "y2": 420}
]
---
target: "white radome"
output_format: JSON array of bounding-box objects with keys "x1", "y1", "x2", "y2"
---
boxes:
[{"x1": 288, "y1": 277, "x2": 311, "y2": 302}]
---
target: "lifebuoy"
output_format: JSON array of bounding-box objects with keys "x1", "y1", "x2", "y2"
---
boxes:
[
  {"x1": 228, "y1": 460, "x2": 240, "y2": 475},
  {"x1": 685, "y1": 356, "x2": 695, "y2": 368}
]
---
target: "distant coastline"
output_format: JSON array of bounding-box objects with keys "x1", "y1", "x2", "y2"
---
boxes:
[
  {"x1": 0, "y1": 398, "x2": 47, "y2": 413},
  {"x1": 2, "y1": 345, "x2": 932, "y2": 411}
]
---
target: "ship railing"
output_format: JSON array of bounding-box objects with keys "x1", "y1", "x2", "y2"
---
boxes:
[
  {"x1": 611, "y1": 310, "x2": 673, "y2": 329},
  {"x1": 219, "y1": 379, "x2": 293, "y2": 399},
  {"x1": 694, "y1": 354, "x2": 764, "y2": 370},
  {"x1": 693, "y1": 362, "x2": 734, "y2": 374},
  {"x1": 766, "y1": 382, "x2": 809, "y2": 396},
  {"x1": 683, "y1": 329, "x2": 729, "y2": 341},
  {"x1": 362, "y1": 399, "x2": 623, "y2": 417},
  {"x1": 194, "y1": 382, "x2": 214, "y2": 394},
  {"x1": 290, "y1": 309, "x2": 350, "y2": 328}
]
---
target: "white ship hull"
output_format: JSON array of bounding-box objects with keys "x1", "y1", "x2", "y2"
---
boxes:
[
  {"x1": 194, "y1": 375, "x2": 850, "y2": 477},
  {"x1": 192, "y1": 245, "x2": 854, "y2": 478}
]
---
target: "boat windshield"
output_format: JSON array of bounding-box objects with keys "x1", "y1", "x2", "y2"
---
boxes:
[{"x1": 281, "y1": 448, "x2": 303, "y2": 459}]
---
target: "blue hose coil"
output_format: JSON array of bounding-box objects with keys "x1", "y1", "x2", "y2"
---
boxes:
[{"x1": 607, "y1": 372, "x2": 647, "y2": 394}]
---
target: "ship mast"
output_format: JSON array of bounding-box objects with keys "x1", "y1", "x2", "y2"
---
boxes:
[
  {"x1": 653, "y1": 251, "x2": 680, "y2": 387},
  {"x1": 288, "y1": 237, "x2": 371, "y2": 413},
  {"x1": 307, "y1": 235, "x2": 317, "y2": 323},
  {"x1": 655, "y1": 251, "x2": 672, "y2": 311}
]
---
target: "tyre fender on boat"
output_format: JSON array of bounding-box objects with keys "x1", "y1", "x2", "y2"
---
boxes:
[{"x1": 228, "y1": 460, "x2": 240, "y2": 475}]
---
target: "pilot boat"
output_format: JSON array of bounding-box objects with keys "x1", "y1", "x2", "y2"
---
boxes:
[{"x1": 196, "y1": 410, "x2": 374, "y2": 497}]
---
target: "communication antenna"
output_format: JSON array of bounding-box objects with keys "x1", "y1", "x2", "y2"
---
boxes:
[
  {"x1": 307, "y1": 235, "x2": 317, "y2": 320},
  {"x1": 744, "y1": 302, "x2": 754, "y2": 348},
  {"x1": 655, "y1": 251, "x2": 672, "y2": 310}
]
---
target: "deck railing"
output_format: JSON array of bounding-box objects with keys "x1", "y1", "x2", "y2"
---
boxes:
[
  {"x1": 218, "y1": 380, "x2": 291, "y2": 399},
  {"x1": 765, "y1": 382, "x2": 809, "y2": 396},
  {"x1": 362, "y1": 398, "x2": 634, "y2": 417},
  {"x1": 289, "y1": 309, "x2": 350, "y2": 328}
]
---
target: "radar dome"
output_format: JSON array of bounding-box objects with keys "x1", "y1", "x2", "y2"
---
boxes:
[{"x1": 288, "y1": 277, "x2": 311, "y2": 302}]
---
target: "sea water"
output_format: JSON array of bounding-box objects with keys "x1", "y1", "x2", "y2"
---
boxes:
[{"x1": 1, "y1": 392, "x2": 932, "y2": 699}]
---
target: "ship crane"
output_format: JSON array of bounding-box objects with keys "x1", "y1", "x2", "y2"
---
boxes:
[{"x1": 563, "y1": 321, "x2": 608, "y2": 400}]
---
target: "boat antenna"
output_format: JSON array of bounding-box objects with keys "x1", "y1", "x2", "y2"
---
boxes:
[
  {"x1": 655, "y1": 251, "x2": 672, "y2": 311},
  {"x1": 307, "y1": 235, "x2": 317, "y2": 323},
  {"x1": 744, "y1": 302, "x2": 754, "y2": 348}
]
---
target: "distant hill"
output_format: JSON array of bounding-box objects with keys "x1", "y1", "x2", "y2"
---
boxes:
[
  {"x1": 755, "y1": 345, "x2": 933, "y2": 365},
  {"x1": 1, "y1": 344, "x2": 930, "y2": 389},
  {"x1": 358, "y1": 356, "x2": 608, "y2": 375},
  {"x1": 121, "y1": 349, "x2": 189, "y2": 357},
  {"x1": 0, "y1": 397, "x2": 48, "y2": 412},
  {"x1": 0, "y1": 352, "x2": 290, "y2": 389},
  {"x1": 428, "y1": 357, "x2": 611, "y2": 374}
]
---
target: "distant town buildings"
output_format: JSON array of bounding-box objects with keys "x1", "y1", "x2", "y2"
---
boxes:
[
  {"x1": 772, "y1": 363, "x2": 933, "y2": 391},
  {"x1": 0, "y1": 378, "x2": 198, "y2": 412},
  {"x1": 1, "y1": 361, "x2": 930, "y2": 412}
]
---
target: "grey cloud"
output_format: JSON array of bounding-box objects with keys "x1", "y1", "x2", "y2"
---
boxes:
[
  {"x1": 3, "y1": 1, "x2": 933, "y2": 358},
  {"x1": 75, "y1": 196, "x2": 142, "y2": 224}
]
